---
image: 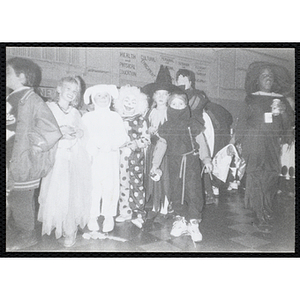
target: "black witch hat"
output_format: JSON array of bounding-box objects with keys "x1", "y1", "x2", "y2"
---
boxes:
[{"x1": 141, "y1": 65, "x2": 182, "y2": 98}]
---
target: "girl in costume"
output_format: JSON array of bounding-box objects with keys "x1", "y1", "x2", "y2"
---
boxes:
[
  {"x1": 233, "y1": 61, "x2": 294, "y2": 232},
  {"x1": 81, "y1": 85, "x2": 129, "y2": 234},
  {"x1": 38, "y1": 76, "x2": 92, "y2": 247},
  {"x1": 153, "y1": 91, "x2": 212, "y2": 242},
  {"x1": 143, "y1": 65, "x2": 181, "y2": 217},
  {"x1": 114, "y1": 85, "x2": 150, "y2": 229}
]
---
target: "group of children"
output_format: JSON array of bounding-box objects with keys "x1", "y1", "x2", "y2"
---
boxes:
[
  {"x1": 7, "y1": 57, "x2": 294, "y2": 249},
  {"x1": 6, "y1": 58, "x2": 228, "y2": 249}
]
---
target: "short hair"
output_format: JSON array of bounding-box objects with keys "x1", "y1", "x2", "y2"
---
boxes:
[
  {"x1": 175, "y1": 69, "x2": 196, "y2": 88},
  {"x1": 7, "y1": 57, "x2": 42, "y2": 87}
]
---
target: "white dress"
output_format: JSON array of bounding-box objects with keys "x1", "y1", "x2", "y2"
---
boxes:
[{"x1": 38, "y1": 102, "x2": 92, "y2": 239}]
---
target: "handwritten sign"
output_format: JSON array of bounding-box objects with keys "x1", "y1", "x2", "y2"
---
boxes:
[{"x1": 119, "y1": 51, "x2": 137, "y2": 79}]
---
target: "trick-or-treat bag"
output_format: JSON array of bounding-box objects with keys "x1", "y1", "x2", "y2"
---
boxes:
[{"x1": 212, "y1": 144, "x2": 245, "y2": 183}]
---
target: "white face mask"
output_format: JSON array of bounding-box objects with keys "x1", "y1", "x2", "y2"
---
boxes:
[{"x1": 93, "y1": 92, "x2": 111, "y2": 108}]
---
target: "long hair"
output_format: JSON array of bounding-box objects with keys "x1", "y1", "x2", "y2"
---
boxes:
[
  {"x1": 245, "y1": 61, "x2": 292, "y2": 95},
  {"x1": 114, "y1": 85, "x2": 148, "y2": 116}
]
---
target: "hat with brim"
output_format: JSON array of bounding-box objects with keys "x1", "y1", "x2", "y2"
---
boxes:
[
  {"x1": 245, "y1": 61, "x2": 292, "y2": 95},
  {"x1": 84, "y1": 84, "x2": 118, "y2": 104}
]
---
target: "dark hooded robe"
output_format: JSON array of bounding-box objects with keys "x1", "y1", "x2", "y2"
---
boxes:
[{"x1": 234, "y1": 61, "x2": 294, "y2": 224}]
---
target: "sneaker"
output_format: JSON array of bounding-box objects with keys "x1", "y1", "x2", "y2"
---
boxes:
[
  {"x1": 102, "y1": 216, "x2": 114, "y2": 233},
  {"x1": 64, "y1": 230, "x2": 77, "y2": 248},
  {"x1": 212, "y1": 186, "x2": 219, "y2": 196},
  {"x1": 228, "y1": 181, "x2": 239, "y2": 191},
  {"x1": 167, "y1": 202, "x2": 174, "y2": 214},
  {"x1": 87, "y1": 218, "x2": 99, "y2": 231},
  {"x1": 115, "y1": 214, "x2": 132, "y2": 223},
  {"x1": 131, "y1": 217, "x2": 144, "y2": 229},
  {"x1": 170, "y1": 216, "x2": 188, "y2": 237},
  {"x1": 205, "y1": 194, "x2": 215, "y2": 205},
  {"x1": 187, "y1": 219, "x2": 202, "y2": 242}
]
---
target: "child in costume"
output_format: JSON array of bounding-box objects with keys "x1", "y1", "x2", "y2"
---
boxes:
[
  {"x1": 233, "y1": 62, "x2": 294, "y2": 232},
  {"x1": 38, "y1": 76, "x2": 92, "y2": 247},
  {"x1": 143, "y1": 65, "x2": 181, "y2": 216},
  {"x1": 114, "y1": 85, "x2": 150, "y2": 228},
  {"x1": 153, "y1": 91, "x2": 212, "y2": 242},
  {"x1": 6, "y1": 57, "x2": 62, "y2": 250},
  {"x1": 82, "y1": 85, "x2": 129, "y2": 233},
  {"x1": 175, "y1": 69, "x2": 232, "y2": 202}
]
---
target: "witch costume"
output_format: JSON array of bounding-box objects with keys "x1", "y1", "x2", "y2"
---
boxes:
[
  {"x1": 234, "y1": 61, "x2": 294, "y2": 228},
  {"x1": 143, "y1": 65, "x2": 182, "y2": 214}
]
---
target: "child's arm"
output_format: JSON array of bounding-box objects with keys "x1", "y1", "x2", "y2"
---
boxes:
[
  {"x1": 196, "y1": 132, "x2": 213, "y2": 173},
  {"x1": 135, "y1": 120, "x2": 151, "y2": 149},
  {"x1": 150, "y1": 136, "x2": 167, "y2": 175},
  {"x1": 29, "y1": 100, "x2": 62, "y2": 151}
]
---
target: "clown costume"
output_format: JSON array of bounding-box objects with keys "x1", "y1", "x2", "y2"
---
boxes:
[{"x1": 114, "y1": 85, "x2": 150, "y2": 229}]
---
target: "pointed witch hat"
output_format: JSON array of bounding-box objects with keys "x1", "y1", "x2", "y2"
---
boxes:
[{"x1": 141, "y1": 65, "x2": 182, "y2": 98}]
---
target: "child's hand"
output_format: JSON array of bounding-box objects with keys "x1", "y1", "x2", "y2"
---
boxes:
[
  {"x1": 148, "y1": 126, "x2": 158, "y2": 135},
  {"x1": 32, "y1": 145, "x2": 43, "y2": 155},
  {"x1": 60, "y1": 125, "x2": 76, "y2": 139},
  {"x1": 204, "y1": 161, "x2": 213, "y2": 174},
  {"x1": 127, "y1": 141, "x2": 137, "y2": 151}
]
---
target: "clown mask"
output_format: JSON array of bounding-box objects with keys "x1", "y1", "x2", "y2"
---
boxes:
[{"x1": 123, "y1": 95, "x2": 137, "y2": 116}]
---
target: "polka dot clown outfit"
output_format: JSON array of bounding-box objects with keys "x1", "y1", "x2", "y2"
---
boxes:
[
  {"x1": 81, "y1": 85, "x2": 129, "y2": 233},
  {"x1": 114, "y1": 85, "x2": 150, "y2": 228}
]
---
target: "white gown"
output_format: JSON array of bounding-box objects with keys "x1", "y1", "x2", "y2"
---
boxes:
[{"x1": 38, "y1": 102, "x2": 92, "y2": 239}]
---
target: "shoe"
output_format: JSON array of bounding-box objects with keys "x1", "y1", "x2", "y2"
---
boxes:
[
  {"x1": 131, "y1": 217, "x2": 144, "y2": 229},
  {"x1": 115, "y1": 215, "x2": 132, "y2": 223},
  {"x1": 170, "y1": 216, "x2": 188, "y2": 237},
  {"x1": 87, "y1": 218, "x2": 99, "y2": 231},
  {"x1": 205, "y1": 194, "x2": 215, "y2": 205},
  {"x1": 212, "y1": 186, "x2": 219, "y2": 196},
  {"x1": 188, "y1": 219, "x2": 202, "y2": 242},
  {"x1": 167, "y1": 202, "x2": 174, "y2": 214},
  {"x1": 64, "y1": 230, "x2": 77, "y2": 248},
  {"x1": 7, "y1": 230, "x2": 38, "y2": 251},
  {"x1": 102, "y1": 216, "x2": 114, "y2": 233}
]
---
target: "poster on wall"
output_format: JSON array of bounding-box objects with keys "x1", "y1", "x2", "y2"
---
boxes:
[
  {"x1": 119, "y1": 50, "x2": 138, "y2": 82},
  {"x1": 118, "y1": 49, "x2": 210, "y2": 90}
]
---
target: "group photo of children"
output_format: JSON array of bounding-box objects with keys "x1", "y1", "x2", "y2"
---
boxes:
[{"x1": 5, "y1": 47, "x2": 295, "y2": 252}]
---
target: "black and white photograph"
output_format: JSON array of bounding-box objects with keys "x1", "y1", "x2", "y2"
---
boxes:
[{"x1": 4, "y1": 45, "x2": 296, "y2": 254}]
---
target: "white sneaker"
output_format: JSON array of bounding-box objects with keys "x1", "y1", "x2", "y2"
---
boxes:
[
  {"x1": 188, "y1": 219, "x2": 202, "y2": 242},
  {"x1": 63, "y1": 230, "x2": 77, "y2": 248},
  {"x1": 131, "y1": 217, "x2": 144, "y2": 229},
  {"x1": 115, "y1": 215, "x2": 132, "y2": 223},
  {"x1": 170, "y1": 216, "x2": 188, "y2": 237},
  {"x1": 102, "y1": 216, "x2": 114, "y2": 233},
  {"x1": 87, "y1": 218, "x2": 99, "y2": 231},
  {"x1": 212, "y1": 186, "x2": 219, "y2": 196}
]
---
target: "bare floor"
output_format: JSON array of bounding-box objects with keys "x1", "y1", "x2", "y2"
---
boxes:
[{"x1": 6, "y1": 188, "x2": 295, "y2": 254}]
